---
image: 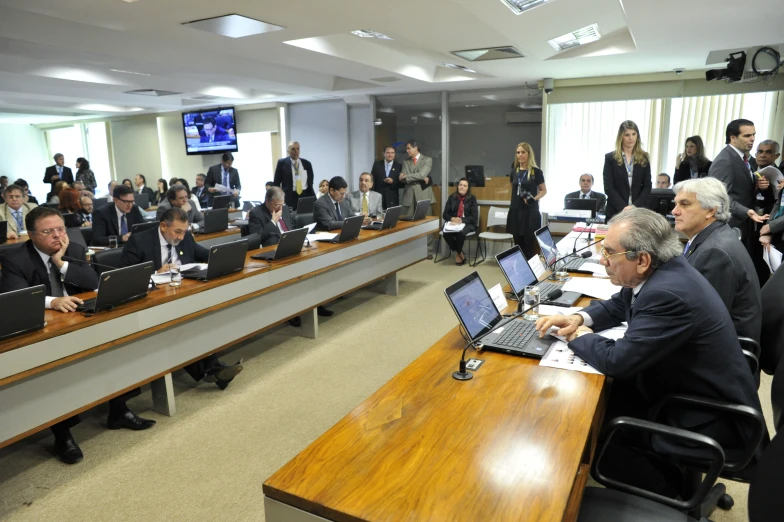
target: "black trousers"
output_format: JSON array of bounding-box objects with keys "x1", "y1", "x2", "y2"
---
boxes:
[
  {"x1": 184, "y1": 354, "x2": 221, "y2": 382},
  {"x1": 513, "y1": 234, "x2": 537, "y2": 260},
  {"x1": 443, "y1": 230, "x2": 470, "y2": 254},
  {"x1": 49, "y1": 387, "x2": 142, "y2": 439}
]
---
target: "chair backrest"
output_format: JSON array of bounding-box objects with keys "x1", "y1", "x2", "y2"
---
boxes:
[
  {"x1": 80, "y1": 226, "x2": 93, "y2": 246},
  {"x1": 295, "y1": 212, "x2": 313, "y2": 229},
  {"x1": 772, "y1": 357, "x2": 784, "y2": 432},
  {"x1": 92, "y1": 248, "x2": 125, "y2": 275},
  {"x1": 297, "y1": 196, "x2": 316, "y2": 214},
  {"x1": 245, "y1": 232, "x2": 261, "y2": 251},
  {"x1": 485, "y1": 206, "x2": 508, "y2": 229},
  {"x1": 748, "y1": 432, "x2": 784, "y2": 521}
]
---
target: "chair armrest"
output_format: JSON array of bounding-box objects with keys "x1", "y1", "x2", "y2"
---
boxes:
[
  {"x1": 592, "y1": 416, "x2": 725, "y2": 511},
  {"x1": 738, "y1": 337, "x2": 761, "y2": 359}
]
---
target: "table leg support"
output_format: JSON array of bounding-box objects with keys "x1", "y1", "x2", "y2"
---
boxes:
[
  {"x1": 383, "y1": 272, "x2": 399, "y2": 296},
  {"x1": 300, "y1": 308, "x2": 318, "y2": 339},
  {"x1": 150, "y1": 373, "x2": 176, "y2": 417}
]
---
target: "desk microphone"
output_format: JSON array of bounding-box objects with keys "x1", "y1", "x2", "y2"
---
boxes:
[
  {"x1": 572, "y1": 218, "x2": 595, "y2": 254},
  {"x1": 550, "y1": 239, "x2": 602, "y2": 271},
  {"x1": 63, "y1": 256, "x2": 159, "y2": 291},
  {"x1": 517, "y1": 288, "x2": 563, "y2": 313}
]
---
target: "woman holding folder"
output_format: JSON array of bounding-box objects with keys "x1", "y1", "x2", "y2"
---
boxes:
[{"x1": 442, "y1": 178, "x2": 477, "y2": 265}]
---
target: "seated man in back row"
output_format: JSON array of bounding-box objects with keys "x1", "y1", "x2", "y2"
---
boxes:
[
  {"x1": 348, "y1": 173, "x2": 383, "y2": 222},
  {"x1": 248, "y1": 187, "x2": 295, "y2": 247},
  {"x1": 313, "y1": 176, "x2": 352, "y2": 231},
  {"x1": 563, "y1": 174, "x2": 606, "y2": 214},
  {"x1": 155, "y1": 184, "x2": 204, "y2": 227},
  {"x1": 91, "y1": 184, "x2": 145, "y2": 246},
  {"x1": 535, "y1": 208, "x2": 761, "y2": 498},
  {"x1": 0, "y1": 206, "x2": 155, "y2": 464},
  {"x1": 121, "y1": 207, "x2": 243, "y2": 388}
]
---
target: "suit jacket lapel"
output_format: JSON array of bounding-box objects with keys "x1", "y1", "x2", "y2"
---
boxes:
[
  {"x1": 730, "y1": 149, "x2": 754, "y2": 187},
  {"x1": 26, "y1": 241, "x2": 51, "y2": 294},
  {"x1": 686, "y1": 221, "x2": 723, "y2": 258}
]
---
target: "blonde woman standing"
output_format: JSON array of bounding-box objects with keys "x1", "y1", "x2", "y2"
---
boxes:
[
  {"x1": 506, "y1": 142, "x2": 546, "y2": 258},
  {"x1": 603, "y1": 120, "x2": 652, "y2": 221}
]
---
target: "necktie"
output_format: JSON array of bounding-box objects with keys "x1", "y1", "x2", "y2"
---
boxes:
[
  {"x1": 683, "y1": 239, "x2": 692, "y2": 256},
  {"x1": 362, "y1": 193, "x2": 369, "y2": 214},
  {"x1": 223, "y1": 170, "x2": 229, "y2": 188},
  {"x1": 165, "y1": 243, "x2": 172, "y2": 265},
  {"x1": 57, "y1": 167, "x2": 62, "y2": 179},
  {"x1": 335, "y1": 202, "x2": 342, "y2": 221},
  {"x1": 120, "y1": 214, "x2": 128, "y2": 236},
  {"x1": 744, "y1": 155, "x2": 753, "y2": 181},
  {"x1": 12, "y1": 210, "x2": 23, "y2": 231},
  {"x1": 582, "y1": 194, "x2": 587, "y2": 199},
  {"x1": 413, "y1": 157, "x2": 418, "y2": 166},
  {"x1": 385, "y1": 163, "x2": 391, "y2": 177},
  {"x1": 279, "y1": 217, "x2": 288, "y2": 232},
  {"x1": 294, "y1": 161, "x2": 302, "y2": 195},
  {"x1": 49, "y1": 259, "x2": 64, "y2": 298},
  {"x1": 85, "y1": 214, "x2": 91, "y2": 223},
  {"x1": 630, "y1": 292, "x2": 637, "y2": 307}
]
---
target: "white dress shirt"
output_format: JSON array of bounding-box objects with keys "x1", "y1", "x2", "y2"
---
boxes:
[
  {"x1": 34, "y1": 246, "x2": 70, "y2": 309},
  {"x1": 580, "y1": 190, "x2": 593, "y2": 199},
  {"x1": 158, "y1": 228, "x2": 180, "y2": 267},
  {"x1": 577, "y1": 279, "x2": 647, "y2": 328},
  {"x1": 137, "y1": 184, "x2": 146, "y2": 194},
  {"x1": 291, "y1": 157, "x2": 309, "y2": 191}
]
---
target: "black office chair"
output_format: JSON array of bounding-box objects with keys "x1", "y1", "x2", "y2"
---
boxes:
[
  {"x1": 92, "y1": 248, "x2": 124, "y2": 275},
  {"x1": 578, "y1": 416, "x2": 725, "y2": 522},
  {"x1": 245, "y1": 233, "x2": 261, "y2": 251},
  {"x1": 748, "y1": 432, "x2": 784, "y2": 522},
  {"x1": 80, "y1": 227, "x2": 93, "y2": 246},
  {"x1": 296, "y1": 196, "x2": 316, "y2": 214},
  {"x1": 295, "y1": 212, "x2": 313, "y2": 229},
  {"x1": 739, "y1": 336, "x2": 762, "y2": 388},
  {"x1": 760, "y1": 266, "x2": 784, "y2": 374},
  {"x1": 771, "y1": 356, "x2": 784, "y2": 432}
]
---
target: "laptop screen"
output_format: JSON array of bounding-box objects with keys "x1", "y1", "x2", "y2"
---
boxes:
[
  {"x1": 444, "y1": 272, "x2": 502, "y2": 340},
  {"x1": 534, "y1": 226, "x2": 558, "y2": 266},
  {"x1": 496, "y1": 246, "x2": 537, "y2": 297}
]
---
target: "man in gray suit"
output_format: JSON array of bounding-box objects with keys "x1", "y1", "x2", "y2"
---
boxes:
[
  {"x1": 563, "y1": 174, "x2": 607, "y2": 214},
  {"x1": 348, "y1": 172, "x2": 383, "y2": 219},
  {"x1": 400, "y1": 139, "x2": 434, "y2": 216},
  {"x1": 674, "y1": 177, "x2": 761, "y2": 342},
  {"x1": 155, "y1": 185, "x2": 204, "y2": 227},
  {"x1": 314, "y1": 176, "x2": 352, "y2": 231}
]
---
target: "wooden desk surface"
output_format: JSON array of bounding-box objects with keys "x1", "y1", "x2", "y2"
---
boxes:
[
  {"x1": 264, "y1": 290, "x2": 606, "y2": 522},
  {"x1": 193, "y1": 226, "x2": 241, "y2": 243}
]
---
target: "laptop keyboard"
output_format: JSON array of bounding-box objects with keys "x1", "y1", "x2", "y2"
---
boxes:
[
  {"x1": 494, "y1": 319, "x2": 537, "y2": 350},
  {"x1": 538, "y1": 281, "x2": 563, "y2": 297},
  {"x1": 564, "y1": 257, "x2": 587, "y2": 270},
  {"x1": 182, "y1": 269, "x2": 208, "y2": 280}
]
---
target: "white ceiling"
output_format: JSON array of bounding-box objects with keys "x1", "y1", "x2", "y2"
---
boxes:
[{"x1": 0, "y1": 0, "x2": 780, "y2": 122}]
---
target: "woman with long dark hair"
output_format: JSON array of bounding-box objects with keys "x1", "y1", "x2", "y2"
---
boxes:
[
  {"x1": 75, "y1": 157, "x2": 97, "y2": 193},
  {"x1": 506, "y1": 142, "x2": 546, "y2": 259},
  {"x1": 602, "y1": 120, "x2": 652, "y2": 221},
  {"x1": 153, "y1": 178, "x2": 168, "y2": 206},
  {"x1": 442, "y1": 177, "x2": 478, "y2": 265},
  {"x1": 673, "y1": 135, "x2": 712, "y2": 184},
  {"x1": 58, "y1": 187, "x2": 88, "y2": 227}
]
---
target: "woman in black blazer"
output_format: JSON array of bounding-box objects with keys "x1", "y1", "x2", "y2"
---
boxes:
[
  {"x1": 152, "y1": 178, "x2": 168, "y2": 206},
  {"x1": 603, "y1": 120, "x2": 652, "y2": 221},
  {"x1": 506, "y1": 142, "x2": 547, "y2": 258},
  {"x1": 442, "y1": 177, "x2": 478, "y2": 265},
  {"x1": 673, "y1": 135, "x2": 712, "y2": 185}
]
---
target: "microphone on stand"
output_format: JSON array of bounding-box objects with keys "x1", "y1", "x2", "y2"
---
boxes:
[
  {"x1": 63, "y1": 256, "x2": 159, "y2": 291},
  {"x1": 572, "y1": 218, "x2": 595, "y2": 254},
  {"x1": 550, "y1": 239, "x2": 602, "y2": 272}
]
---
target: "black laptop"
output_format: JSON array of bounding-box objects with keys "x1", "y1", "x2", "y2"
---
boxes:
[
  {"x1": 182, "y1": 239, "x2": 248, "y2": 281},
  {"x1": 565, "y1": 197, "x2": 598, "y2": 218},
  {"x1": 251, "y1": 227, "x2": 308, "y2": 261},
  {"x1": 195, "y1": 208, "x2": 229, "y2": 234},
  {"x1": 495, "y1": 245, "x2": 581, "y2": 307},
  {"x1": 0, "y1": 221, "x2": 7, "y2": 244},
  {"x1": 399, "y1": 199, "x2": 431, "y2": 221},
  {"x1": 331, "y1": 215, "x2": 364, "y2": 243},
  {"x1": 62, "y1": 213, "x2": 82, "y2": 229},
  {"x1": 211, "y1": 195, "x2": 231, "y2": 210},
  {"x1": 0, "y1": 285, "x2": 46, "y2": 340},
  {"x1": 444, "y1": 271, "x2": 555, "y2": 358},
  {"x1": 363, "y1": 205, "x2": 403, "y2": 231},
  {"x1": 132, "y1": 221, "x2": 159, "y2": 235},
  {"x1": 135, "y1": 192, "x2": 151, "y2": 209},
  {"x1": 76, "y1": 262, "x2": 155, "y2": 313},
  {"x1": 534, "y1": 226, "x2": 597, "y2": 273}
]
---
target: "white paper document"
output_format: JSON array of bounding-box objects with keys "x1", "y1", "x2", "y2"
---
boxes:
[
  {"x1": 527, "y1": 254, "x2": 546, "y2": 280},
  {"x1": 151, "y1": 273, "x2": 173, "y2": 284},
  {"x1": 180, "y1": 263, "x2": 207, "y2": 272},
  {"x1": 578, "y1": 263, "x2": 610, "y2": 278},
  {"x1": 488, "y1": 284, "x2": 509, "y2": 313},
  {"x1": 763, "y1": 245, "x2": 782, "y2": 273},
  {"x1": 562, "y1": 277, "x2": 621, "y2": 300},
  {"x1": 307, "y1": 232, "x2": 338, "y2": 242},
  {"x1": 213, "y1": 183, "x2": 234, "y2": 194},
  {"x1": 443, "y1": 222, "x2": 465, "y2": 233},
  {"x1": 539, "y1": 325, "x2": 626, "y2": 375}
]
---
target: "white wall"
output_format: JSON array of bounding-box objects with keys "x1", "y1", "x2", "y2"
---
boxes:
[
  {"x1": 110, "y1": 118, "x2": 162, "y2": 183},
  {"x1": 348, "y1": 105, "x2": 373, "y2": 189},
  {"x1": 289, "y1": 100, "x2": 349, "y2": 189},
  {"x1": 0, "y1": 124, "x2": 50, "y2": 200}
]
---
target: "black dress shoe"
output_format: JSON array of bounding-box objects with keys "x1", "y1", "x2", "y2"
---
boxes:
[
  {"x1": 107, "y1": 410, "x2": 156, "y2": 431},
  {"x1": 203, "y1": 360, "x2": 244, "y2": 390},
  {"x1": 54, "y1": 436, "x2": 83, "y2": 465},
  {"x1": 288, "y1": 317, "x2": 302, "y2": 327},
  {"x1": 317, "y1": 306, "x2": 334, "y2": 317}
]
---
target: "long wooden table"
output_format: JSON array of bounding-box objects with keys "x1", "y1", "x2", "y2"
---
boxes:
[
  {"x1": 0, "y1": 217, "x2": 440, "y2": 448},
  {"x1": 263, "y1": 286, "x2": 606, "y2": 521}
]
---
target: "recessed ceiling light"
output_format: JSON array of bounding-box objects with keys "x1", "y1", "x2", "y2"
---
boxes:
[
  {"x1": 351, "y1": 30, "x2": 392, "y2": 40},
  {"x1": 122, "y1": 0, "x2": 141, "y2": 3},
  {"x1": 374, "y1": 118, "x2": 383, "y2": 126},
  {"x1": 548, "y1": 23, "x2": 601, "y2": 51},
  {"x1": 110, "y1": 69, "x2": 151, "y2": 76},
  {"x1": 438, "y1": 62, "x2": 477, "y2": 74},
  {"x1": 451, "y1": 46, "x2": 524, "y2": 62},
  {"x1": 465, "y1": 104, "x2": 478, "y2": 108},
  {"x1": 77, "y1": 104, "x2": 144, "y2": 112},
  {"x1": 377, "y1": 107, "x2": 395, "y2": 113},
  {"x1": 182, "y1": 14, "x2": 285, "y2": 39},
  {"x1": 499, "y1": 0, "x2": 553, "y2": 15}
]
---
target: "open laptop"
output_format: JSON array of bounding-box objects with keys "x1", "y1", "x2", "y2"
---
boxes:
[
  {"x1": 0, "y1": 285, "x2": 46, "y2": 340},
  {"x1": 534, "y1": 226, "x2": 595, "y2": 273},
  {"x1": 0, "y1": 221, "x2": 7, "y2": 244},
  {"x1": 399, "y1": 199, "x2": 431, "y2": 221},
  {"x1": 331, "y1": 215, "x2": 364, "y2": 243},
  {"x1": 495, "y1": 245, "x2": 581, "y2": 307},
  {"x1": 195, "y1": 208, "x2": 229, "y2": 234},
  {"x1": 565, "y1": 198, "x2": 598, "y2": 218},
  {"x1": 363, "y1": 205, "x2": 403, "y2": 231},
  {"x1": 135, "y1": 192, "x2": 151, "y2": 209},
  {"x1": 76, "y1": 262, "x2": 155, "y2": 313},
  {"x1": 251, "y1": 227, "x2": 308, "y2": 261},
  {"x1": 212, "y1": 195, "x2": 231, "y2": 210},
  {"x1": 182, "y1": 239, "x2": 248, "y2": 281},
  {"x1": 296, "y1": 196, "x2": 316, "y2": 214},
  {"x1": 132, "y1": 221, "x2": 159, "y2": 235},
  {"x1": 444, "y1": 271, "x2": 555, "y2": 358}
]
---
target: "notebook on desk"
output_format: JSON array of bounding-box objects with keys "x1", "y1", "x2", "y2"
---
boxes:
[
  {"x1": 444, "y1": 271, "x2": 555, "y2": 358},
  {"x1": 399, "y1": 200, "x2": 430, "y2": 221},
  {"x1": 182, "y1": 239, "x2": 248, "y2": 281},
  {"x1": 0, "y1": 285, "x2": 46, "y2": 340},
  {"x1": 76, "y1": 262, "x2": 154, "y2": 313},
  {"x1": 194, "y1": 208, "x2": 229, "y2": 234},
  {"x1": 251, "y1": 227, "x2": 308, "y2": 261},
  {"x1": 331, "y1": 215, "x2": 364, "y2": 243},
  {"x1": 534, "y1": 226, "x2": 595, "y2": 274}
]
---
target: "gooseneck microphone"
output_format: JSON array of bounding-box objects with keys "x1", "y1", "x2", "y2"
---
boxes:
[
  {"x1": 549, "y1": 239, "x2": 602, "y2": 271},
  {"x1": 63, "y1": 256, "x2": 159, "y2": 291},
  {"x1": 572, "y1": 218, "x2": 595, "y2": 254}
]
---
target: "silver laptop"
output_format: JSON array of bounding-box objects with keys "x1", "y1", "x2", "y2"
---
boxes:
[
  {"x1": 495, "y1": 245, "x2": 581, "y2": 307},
  {"x1": 399, "y1": 199, "x2": 431, "y2": 221}
]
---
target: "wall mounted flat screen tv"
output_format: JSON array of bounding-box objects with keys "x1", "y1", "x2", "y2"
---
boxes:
[{"x1": 182, "y1": 107, "x2": 238, "y2": 155}]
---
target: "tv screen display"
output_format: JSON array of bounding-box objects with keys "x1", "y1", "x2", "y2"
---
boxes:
[{"x1": 182, "y1": 107, "x2": 238, "y2": 155}]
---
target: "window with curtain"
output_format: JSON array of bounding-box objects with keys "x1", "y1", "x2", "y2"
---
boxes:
[{"x1": 45, "y1": 123, "x2": 113, "y2": 196}]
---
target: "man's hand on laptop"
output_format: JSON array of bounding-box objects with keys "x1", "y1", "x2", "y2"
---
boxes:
[
  {"x1": 535, "y1": 314, "x2": 583, "y2": 339},
  {"x1": 52, "y1": 296, "x2": 84, "y2": 313}
]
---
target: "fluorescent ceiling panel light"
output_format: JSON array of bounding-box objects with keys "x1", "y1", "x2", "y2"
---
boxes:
[
  {"x1": 500, "y1": 0, "x2": 553, "y2": 15},
  {"x1": 438, "y1": 62, "x2": 477, "y2": 74},
  {"x1": 451, "y1": 46, "x2": 524, "y2": 62},
  {"x1": 110, "y1": 69, "x2": 151, "y2": 76},
  {"x1": 77, "y1": 104, "x2": 144, "y2": 112},
  {"x1": 548, "y1": 23, "x2": 601, "y2": 51},
  {"x1": 33, "y1": 67, "x2": 124, "y2": 85},
  {"x1": 182, "y1": 14, "x2": 285, "y2": 38},
  {"x1": 351, "y1": 30, "x2": 392, "y2": 40}
]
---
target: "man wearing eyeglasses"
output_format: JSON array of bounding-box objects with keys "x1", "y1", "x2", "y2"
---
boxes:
[
  {"x1": 91, "y1": 184, "x2": 145, "y2": 246},
  {"x1": 0, "y1": 184, "x2": 37, "y2": 239},
  {"x1": 534, "y1": 208, "x2": 761, "y2": 498}
]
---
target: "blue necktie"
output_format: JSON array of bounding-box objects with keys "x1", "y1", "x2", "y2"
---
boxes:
[
  {"x1": 683, "y1": 239, "x2": 691, "y2": 256},
  {"x1": 120, "y1": 214, "x2": 128, "y2": 236},
  {"x1": 223, "y1": 170, "x2": 229, "y2": 187},
  {"x1": 57, "y1": 167, "x2": 62, "y2": 179},
  {"x1": 12, "y1": 210, "x2": 23, "y2": 231},
  {"x1": 385, "y1": 163, "x2": 391, "y2": 177},
  {"x1": 335, "y1": 202, "x2": 342, "y2": 221}
]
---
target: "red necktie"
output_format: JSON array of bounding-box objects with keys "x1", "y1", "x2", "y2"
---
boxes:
[
  {"x1": 279, "y1": 218, "x2": 288, "y2": 232},
  {"x1": 413, "y1": 157, "x2": 417, "y2": 166}
]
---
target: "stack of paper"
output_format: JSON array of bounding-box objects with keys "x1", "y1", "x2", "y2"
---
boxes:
[
  {"x1": 307, "y1": 232, "x2": 338, "y2": 242},
  {"x1": 539, "y1": 325, "x2": 627, "y2": 374},
  {"x1": 443, "y1": 222, "x2": 465, "y2": 233}
]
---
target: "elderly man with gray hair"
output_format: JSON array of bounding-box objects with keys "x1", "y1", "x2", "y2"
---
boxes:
[
  {"x1": 535, "y1": 207, "x2": 761, "y2": 497},
  {"x1": 248, "y1": 186, "x2": 296, "y2": 247},
  {"x1": 673, "y1": 177, "x2": 761, "y2": 341}
]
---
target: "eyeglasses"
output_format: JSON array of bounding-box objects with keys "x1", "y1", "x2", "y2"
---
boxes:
[
  {"x1": 600, "y1": 246, "x2": 634, "y2": 260},
  {"x1": 116, "y1": 198, "x2": 135, "y2": 205},
  {"x1": 36, "y1": 227, "x2": 66, "y2": 237}
]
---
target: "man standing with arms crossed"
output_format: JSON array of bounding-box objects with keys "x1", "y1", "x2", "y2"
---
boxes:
[{"x1": 401, "y1": 139, "x2": 435, "y2": 259}]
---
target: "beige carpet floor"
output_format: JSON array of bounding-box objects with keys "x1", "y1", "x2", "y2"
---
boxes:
[{"x1": 0, "y1": 258, "x2": 775, "y2": 521}]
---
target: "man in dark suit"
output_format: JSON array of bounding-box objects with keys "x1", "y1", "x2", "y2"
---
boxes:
[
  {"x1": 121, "y1": 207, "x2": 243, "y2": 388},
  {"x1": 199, "y1": 116, "x2": 230, "y2": 144},
  {"x1": 133, "y1": 174, "x2": 155, "y2": 201},
  {"x1": 753, "y1": 140, "x2": 782, "y2": 215},
  {"x1": 563, "y1": 173, "x2": 607, "y2": 214},
  {"x1": 535, "y1": 208, "x2": 761, "y2": 497},
  {"x1": 77, "y1": 195, "x2": 93, "y2": 226},
  {"x1": 205, "y1": 152, "x2": 241, "y2": 207},
  {"x1": 273, "y1": 141, "x2": 316, "y2": 210},
  {"x1": 42, "y1": 153, "x2": 74, "y2": 187},
  {"x1": 91, "y1": 184, "x2": 145, "y2": 246},
  {"x1": 760, "y1": 261, "x2": 784, "y2": 374},
  {"x1": 314, "y1": 176, "x2": 352, "y2": 231},
  {"x1": 674, "y1": 177, "x2": 761, "y2": 342},
  {"x1": 710, "y1": 119, "x2": 771, "y2": 284},
  {"x1": 1, "y1": 206, "x2": 155, "y2": 464},
  {"x1": 192, "y1": 173, "x2": 213, "y2": 208},
  {"x1": 155, "y1": 185, "x2": 204, "y2": 226},
  {"x1": 371, "y1": 146, "x2": 403, "y2": 209},
  {"x1": 248, "y1": 187, "x2": 296, "y2": 247}
]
